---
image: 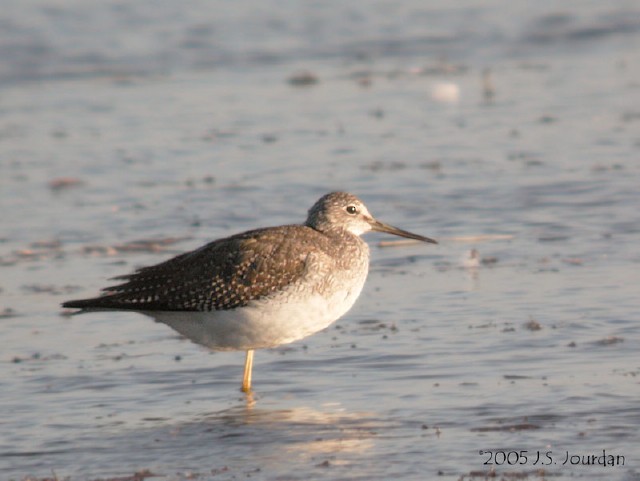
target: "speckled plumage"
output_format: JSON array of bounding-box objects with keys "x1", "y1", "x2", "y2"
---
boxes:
[
  {"x1": 64, "y1": 193, "x2": 372, "y2": 314},
  {"x1": 63, "y1": 192, "x2": 436, "y2": 391},
  {"x1": 66, "y1": 224, "x2": 368, "y2": 314}
]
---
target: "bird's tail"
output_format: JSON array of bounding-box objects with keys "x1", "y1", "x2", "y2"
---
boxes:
[{"x1": 62, "y1": 297, "x2": 121, "y2": 312}]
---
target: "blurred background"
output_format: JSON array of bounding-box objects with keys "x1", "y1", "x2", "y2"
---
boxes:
[{"x1": 1, "y1": 1, "x2": 639, "y2": 480}]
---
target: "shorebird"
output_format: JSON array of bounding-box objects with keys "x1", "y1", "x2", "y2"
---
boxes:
[{"x1": 63, "y1": 192, "x2": 437, "y2": 393}]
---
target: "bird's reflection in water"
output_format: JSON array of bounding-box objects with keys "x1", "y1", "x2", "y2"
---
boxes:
[{"x1": 177, "y1": 402, "x2": 381, "y2": 461}]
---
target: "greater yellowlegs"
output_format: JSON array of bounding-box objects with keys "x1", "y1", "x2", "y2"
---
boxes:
[{"x1": 63, "y1": 192, "x2": 437, "y2": 392}]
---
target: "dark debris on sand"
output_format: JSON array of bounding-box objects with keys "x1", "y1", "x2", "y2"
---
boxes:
[{"x1": 18, "y1": 469, "x2": 162, "y2": 481}]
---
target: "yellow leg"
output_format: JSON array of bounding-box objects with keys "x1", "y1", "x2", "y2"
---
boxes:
[{"x1": 241, "y1": 349, "x2": 254, "y2": 393}]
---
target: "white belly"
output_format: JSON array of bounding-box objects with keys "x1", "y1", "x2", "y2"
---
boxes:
[{"x1": 148, "y1": 274, "x2": 367, "y2": 351}]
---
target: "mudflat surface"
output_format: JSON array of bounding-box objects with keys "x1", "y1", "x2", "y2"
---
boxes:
[{"x1": 1, "y1": 1, "x2": 639, "y2": 480}]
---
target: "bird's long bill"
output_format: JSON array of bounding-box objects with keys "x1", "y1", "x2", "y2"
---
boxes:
[{"x1": 369, "y1": 219, "x2": 438, "y2": 244}]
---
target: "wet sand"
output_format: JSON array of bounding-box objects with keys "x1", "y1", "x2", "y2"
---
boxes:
[{"x1": 1, "y1": 1, "x2": 639, "y2": 480}]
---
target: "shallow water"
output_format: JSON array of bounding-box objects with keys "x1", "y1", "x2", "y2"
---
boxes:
[{"x1": 1, "y1": 1, "x2": 639, "y2": 480}]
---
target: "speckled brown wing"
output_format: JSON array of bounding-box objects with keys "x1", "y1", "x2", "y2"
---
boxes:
[{"x1": 63, "y1": 225, "x2": 318, "y2": 312}]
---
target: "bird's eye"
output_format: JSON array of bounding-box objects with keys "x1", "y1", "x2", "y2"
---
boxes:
[{"x1": 346, "y1": 205, "x2": 358, "y2": 215}]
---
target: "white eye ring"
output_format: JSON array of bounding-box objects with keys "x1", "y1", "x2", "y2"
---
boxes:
[{"x1": 346, "y1": 205, "x2": 358, "y2": 215}]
